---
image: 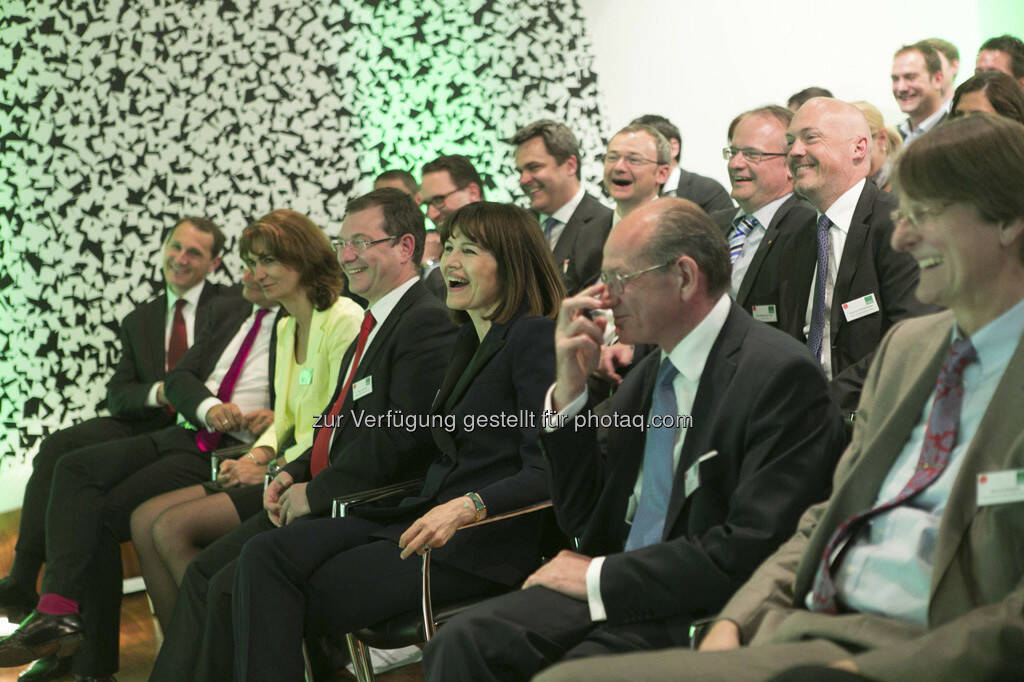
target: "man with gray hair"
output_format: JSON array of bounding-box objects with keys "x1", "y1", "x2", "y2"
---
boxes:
[{"x1": 512, "y1": 119, "x2": 612, "y2": 294}]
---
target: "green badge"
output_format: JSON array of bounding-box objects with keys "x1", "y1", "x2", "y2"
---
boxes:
[{"x1": 299, "y1": 368, "x2": 313, "y2": 385}]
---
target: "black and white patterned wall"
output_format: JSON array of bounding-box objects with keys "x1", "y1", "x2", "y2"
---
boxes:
[{"x1": 0, "y1": 0, "x2": 608, "y2": 499}]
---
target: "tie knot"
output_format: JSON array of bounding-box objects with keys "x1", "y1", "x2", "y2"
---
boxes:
[
  {"x1": 543, "y1": 217, "x2": 559, "y2": 231},
  {"x1": 361, "y1": 310, "x2": 376, "y2": 334},
  {"x1": 817, "y1": 214, "x2": 832, "y2": 233},
  {"x1": 254, "y1": 307, "x2": 271, "y2": 322},
  {"x1": 733, "y1": 214, "x2": 757, "y2": 236},
  {"x1": 945, "y1": 338, "x2": 978, "y2": 376},
  {"x1": 657, "y1": 357, "x2": 678, "y2": 386},
  {"x1": 175, "y1": 298, "x2": 187, "y2": 312}
]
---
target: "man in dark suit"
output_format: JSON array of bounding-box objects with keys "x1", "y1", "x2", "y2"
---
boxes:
[
  {"x1": 511, "y1": 119, "x2": 613, "y2": 295},
  {"x1": 710, "y1": 105, "x2": 816, "y2": 320},
  {"x1": 0, "y1": 276, "x2": 276, "y2": 681},
  {"x1": 148, "y1": 188, "x2": 458, "y2": 682},
  {"x1": 778, "y1": 97, "x2": 932, "y2": 417},
  {"x1": 632, "y1": 114, "x2": 734, "y2": 213},
  {"x1": 893, "y1": 41, "x2": 949, "y2": 143},
  {"x1": 421, "y1": 198, "x2": 846, "y2": 682},
  {"x1": 0, "y1": 217, "x2": 227, "y2": 682}
]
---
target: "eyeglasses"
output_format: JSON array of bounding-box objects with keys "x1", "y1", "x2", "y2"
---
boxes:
[
  {"x1": 722, "y1": 147, "x2": 788, "y2": 163},
  {"x1": 602, "y1": 152, "x2": 662, "y2": 167},
  {"x1": 331, "y1": 236, "x2": 396, "y2": 253},
  {"x1": 421, "y1": 187, "x2": 466, "y2": 211},
  {"x1": 890, "y1": 202, "x2": 951, "y2": 228},
  {"x1": 600, "y1": 260, "x2": 675, "y2": 296}
]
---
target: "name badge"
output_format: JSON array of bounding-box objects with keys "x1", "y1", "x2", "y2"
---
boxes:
[
  {"x1": 352, "y1": 376, "x2": 373, "y2": 401},
  {"x1": 299, "y1": 368, "x2": 313, "y2": 385},
  {"x1": 841, "y1": 294, "x2": 880, "y2": 322},
  {"x1": 977, "y1": 469, "x2": 1024, "y2": 506},
  {"x1": 683, "y1": 450, "x2": 718, "y2": 499},
  {"x1": 751, "y1": 304, "x2": 778, "y2": 323}
]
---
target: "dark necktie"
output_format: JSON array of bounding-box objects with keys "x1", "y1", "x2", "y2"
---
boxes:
[
  {"x1": 167, "y1": 299, "x2": 188, "y2": 371},
  {"x1": 625, "y1": 357, "x2": 679, "y2": 551},
  {"x1": 196, "y1": 308, "x2": 272, "y2": 452},
  {"x1": 310, "y1": 311, "x2": 376, "y2": 476},
  {"x1": 728, "y1": 215, "x2": 758, "y2": 264},
  {"x1": 542, "y1": 216, "x2": 559, "y2": 248},
  {"x1": 808, "y1": 338, "x2": 978, "y2": 613},
  {"x1": 806, "y1": 214, "x2": 831, "y2": 360}
]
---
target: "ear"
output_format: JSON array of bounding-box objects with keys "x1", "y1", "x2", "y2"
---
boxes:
[
  {"x1": 851, "y1": 135, "x2": 869, "y2": 162},
  {"x1": 207, "y1": 256, "x2": 222, "y2": 274},
  {"x1": 655, "y1": 163, "x2": 672, "y2": 185},
  {"x1": 466, "y1": 183, "x2": 482, "y2": 202},
  {"x1": 999, "y1": 216, "x2": 1024, "y2": 250},
  {"x1": 413, "y1": 191, "x2": 423, "y2": 206},
  {"x1": 564, "y1": 154, "x2": 579, "y2": 178},
  {"x1": 395, "y1": 233, "x2": 417, "y2": 263},
  {"x1": 676, "y1": 256, "x2": 700, "y2": 301},
  {"x1": 670, "y1": 139, "x2": 681, "y2": 161}
]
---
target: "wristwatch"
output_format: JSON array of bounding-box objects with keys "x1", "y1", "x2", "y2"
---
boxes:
[{"x1": 464, "y1": 492, "x2": 486, "y2": 522}]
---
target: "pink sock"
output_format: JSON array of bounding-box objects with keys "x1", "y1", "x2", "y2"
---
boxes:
[{"x1": 36, "y1": 593, "x2": 78, "y2": 615}]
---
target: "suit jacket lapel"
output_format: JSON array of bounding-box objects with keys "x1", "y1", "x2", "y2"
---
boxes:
[
  {"x1": 443, "y1": 326, "x2": 506, "y2": 412},
  {"x1": 551, "y1": 193, "x2": 600, "y2": 264},
  {"x1": 736, "y1": 198, "x2": 791, "y2": 306},
  {"x1": 830, "y1": 184, "x2": 874, "y2": 331},
  {"x1": 354, "y1": 285, "x2": 420, "y2": 380}
]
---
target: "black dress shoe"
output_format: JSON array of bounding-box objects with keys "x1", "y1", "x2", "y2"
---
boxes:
[
  {"x1": 0, "y1": 611, "x2": 84, "y2": 667},
  {"x1": 0, "y1": 578, "x2": 38, "y2": 624},
  {"x1": 18, "y1": 653, "x2": 72, "y2": 682}
]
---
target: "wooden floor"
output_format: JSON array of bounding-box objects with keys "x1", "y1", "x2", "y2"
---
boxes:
[{"x1": 0, "y1": 508, "x2": 424, "y2": 682}]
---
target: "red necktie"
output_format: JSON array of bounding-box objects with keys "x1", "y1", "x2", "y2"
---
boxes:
[
  {"x1": 809, "y1": 338, "x2": 978, "y2": 613},
  {"x1": 196, "y1": 308, "x2": 272, "y2": 452},
  {"x1": 167, "y1": 299, "x2": 188, "y2": 371},
  {"x1": 309, "y1": 311, "x2": 376, "y2": 476}
]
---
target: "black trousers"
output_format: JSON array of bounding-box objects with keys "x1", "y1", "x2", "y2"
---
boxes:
[
  {"x1": 231, "y1": 516, "x2": 502, "y2": 682},
  {"x1": 41, "y1": 425, "x2": 210, "y2": 676},
  {"x1": 422, "y1": 585, "x2": 685, "y2": 682},
  {"x1": 12, "y1": 415, "x2": 167, "y2": 587}
]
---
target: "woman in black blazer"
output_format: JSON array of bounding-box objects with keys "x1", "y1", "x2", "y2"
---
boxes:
[{"x1": 226, "y1": 202, "x2": 566, "y2": 682}]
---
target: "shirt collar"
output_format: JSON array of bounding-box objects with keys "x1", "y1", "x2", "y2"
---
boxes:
[
  {"x1": 664, "y1": 294, "x2": 731, "y2": 384},
  {"x1": 167, "y1": 280, "x2": 205, "y2": 311},
  {"x1": 959, "y1": 297, "x2": 1024, "y2": 376},
  {"x1": 899, "y1": 101, "x2": 948, "y2": 138},
  {"x1": 821, "y1": 178, "x2": 866, "y2": 234},
  {"x1": 736, "y1": 192, "x2": 792, "y2": 230},
  {"x1": 368, "y1": 276, "x2": 420, "y2": 326},
  {"x1": 664, "y1": 165, "x2": 681, "y2": 193},
  {"x1": 543, "y1": 186, "x2": 586, "y2": 225}
]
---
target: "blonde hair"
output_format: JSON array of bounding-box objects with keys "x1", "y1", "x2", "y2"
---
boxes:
[{"x1": 851, "y1": 101, "x2": 903, "y2": 158}]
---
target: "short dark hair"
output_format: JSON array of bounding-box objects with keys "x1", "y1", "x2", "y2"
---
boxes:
[
  {"x1": 895, "y1": 114, "x2": 1024, "y2": 263},
  {"x1": 727, "y1": 105, "x2": 794, "y2": 141},
  {"x1": 637, "y1": 199, "x2": 731, "y2": 298},
  {"x1": 374, "y1": 169, "x2": 419, "y2": 195},
  {"x1": 421, "y1": 155, "x2": 486, "y2": 200},
  {"x1": 509, "y1": 119, "x2": 582, "y2": 179},
  {"x1": 926, "y1": 37, "x2": 960, "y2": 64},
  {"x1": 630, "y1": 114, "x2": 682, "y2": 161},
  {"x1": 439, "y1": 202, "x2": 565, "y2": 325},
  {"x1": 169, "y1": 216, "x2": 225, "y2": 258},
  {"x1": 787, "y1": 87, "x2": 834, "y2": 110},
  {"x1": 239, "y1": 210, "x2": 342, "y2": 310},
  {"x1": 952, "y1": 71, "x2": 1024, "y2": 125},
  {"x1": 614, "y1": 123, "x2": 672, "y2": 165},
  {"x1": 895, "y1": 41, "x2": 943, "y2": 76},
  {"x1": 980, "y1": 35, "x2": 1024, "y2": 79},
  {"x1": 346, "y1": 187, "x2": 427, "y2": 265}
]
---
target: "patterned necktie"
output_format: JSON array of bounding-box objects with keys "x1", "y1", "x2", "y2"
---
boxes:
[
  {"x1": 808, "y1": 338, "x2": 978, "y2": 613},
  {"x1": 727, "y1": 215, "x2": 758, "y2": 264},
  {"x1": 309, "y1": 311, "x2": 376, "y2": 476},
  {"x1": 196, "y1": 308, "x2": 272, "y2": 452},
  {"x1": 542, "y1": 216, "x2": 559, "y2": 249},
  {"x1": 807, "y1": 214, "x2": 832, "y2": 360},
  {"x1": 625, "y1": 357, "x2": 679, "y2": 551},
  {"x1": 167, "y1": 299, "x2": 188, "y2": 371}
]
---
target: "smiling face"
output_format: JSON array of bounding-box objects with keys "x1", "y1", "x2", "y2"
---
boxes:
[
  {"x1": 892, "y1": 50, "x2": 944, "y2": 122},
  {"x1": 242, "y1": 240, "x2": 303, "y2": 305},
  {"x1": 420, "y1": 170, "x2": 480, "y2": 227},
  {"x1": 603, "y1": 131, "x2": 670, "y2": 214},
  {"x1": 515, "y1": 135, "x2": 579, "y2": 215},
  {"x1": 787, "y1": 99, "x2": 870, "y2": 211},
  {"x1": 727, "y1": 114, "x2": 793, "y2": 213},
  {"x1": 441, "y1": 228, "x2": 501, "y2": 319},
  {"x1": 336, "y1": 206, "x2": 412, "y2": 306},
  {"x1": 163, "y1": 221, "x2": 219, "y2": 296}
]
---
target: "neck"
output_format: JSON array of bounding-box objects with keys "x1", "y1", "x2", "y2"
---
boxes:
[
  {"x1": 550, "y1": 183, "x2": 581, "y2": 214},
  {"x1": 909, "y1": 103, "x2": 939, "y2": 128},
  {"x1": 656, "y1": 294, "x2": 719, "y2": 352},
  {"x1": 467, "y1": 309, "x2": 492, "y2": 341},
  {"x1": 737, "y1": 191, "x2": 789, "y2": 215},
  {"x1": 169, "y1": 282, "x2": 197, "y2": 299},
  {"x1": 281, "y1": 293, "x2": 315, "y2": 331},
  {"x1": 618, "y1": 192, "x2": 658, "y2": 217},
  {"x1": 955, "y1": 273, "x2": 1024, "y2": 337}
]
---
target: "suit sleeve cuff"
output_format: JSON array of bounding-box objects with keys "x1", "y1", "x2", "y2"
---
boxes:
[
  {"x1": 146, "y1": 383, "x2": 161, "y2": 407},
  {"x1": 196, "y1": 398, "x2": 222, "y2": 431},
  {"x1": 585, "y1": 555, "x2": 608, "y2": 622},
  {"x1": 543, "y1": 383, "x2": 588, "y2": 433}
]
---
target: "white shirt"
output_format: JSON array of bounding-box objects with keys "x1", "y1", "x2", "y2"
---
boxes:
[
  {"x1": 543, "y1": 294, "x2": 732, "y2": 621},
  {"x1": 729, "y1": 193, "x2": 792, "y2": 298},
  {"x1": 824, "y1": 298, "x2": 1024, "y2": 624},
  {"x1": 540, "y1": 186, "x2": 585, "y2": 251},
  {"x1": 899, "y1": 98, "x2": 952, "y2": 144},
  {"x1": 192, "y1": 304, "x2": 278, "y2": 442},
  {"x1": 662, "y1": 166, "x2": 681, "y2": 196},
  {"x1": 146, "y1": 281, "x2": 206, "y2": 406},
  {"x1": 803, "y1": 178, "x2": 865, "y2": 379}
]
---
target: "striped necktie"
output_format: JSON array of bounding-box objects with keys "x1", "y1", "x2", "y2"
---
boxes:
[{"x1": 727, "y1": 215, "x2": 759, "y2": 264}]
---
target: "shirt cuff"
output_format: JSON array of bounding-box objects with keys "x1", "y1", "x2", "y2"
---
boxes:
[
  {"x1": 585, "y1": 555, "x2": 608, "y2": 622},
  {"x1": 146, "y1": 382, "x2": 161, "y2": 407},
  {"x1": 196, "y1": 398, "x2": 222, "y2": 431},
  {"x1": 542, "y1": 383, "x2": 589, "y2": 433}
]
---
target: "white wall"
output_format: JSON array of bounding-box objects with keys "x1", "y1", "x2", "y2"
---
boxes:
[{"x1": 579, "y1": 0, "x2": 984, "y2": 189}]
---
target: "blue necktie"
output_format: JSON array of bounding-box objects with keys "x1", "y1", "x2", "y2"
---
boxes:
[
  {"x1": 727, "y1": 215, "x2": 758, "y2": 264},
  {"x1": 807, "y1": 214, "x2": 831, "y2": 360},
  {"x1": 542, "y1": 216, "x2": 559, "y2": 247},
  {"x1": 625, "y1": 357, "x2": 679, "y2": 551}
]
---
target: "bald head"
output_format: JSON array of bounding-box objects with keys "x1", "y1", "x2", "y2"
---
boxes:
[{"x1": 786, "y1": 98, "x2": 871, "y2": 211}]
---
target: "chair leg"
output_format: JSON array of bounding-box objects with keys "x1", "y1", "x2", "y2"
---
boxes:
[
  {"x1": 345, "y1": 633, "x2": 376, "y2": 682},
  {"x1": 302, "y1": 641, "x2": 315, "y2": 682}
]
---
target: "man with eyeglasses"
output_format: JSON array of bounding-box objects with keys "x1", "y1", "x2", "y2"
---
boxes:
[
  {"x1": 418, "y1": 154, "x2": 485, "y2": 300},
  {"x1": 631, "y1": 114, "x2": 734, "y2": 214},
  {"x1": 423, "y1": 197, "x2": 846, "y2": 682},
  {"x1": 777, "y1": 97, "x2": 930, "y2": 421},
  {"x1": 710, "y1": 105, "x2": 817, "y2": 321}
]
